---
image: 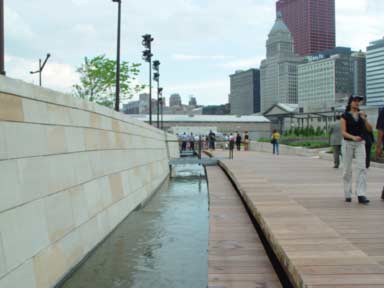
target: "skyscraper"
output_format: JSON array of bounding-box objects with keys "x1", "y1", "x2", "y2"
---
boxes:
[
  {"x1": 260, "y1": 13, "x2": 303, "y2": 113},
  {"x1": 366, "y1": 38, "x2": 384, "y2": 106},
  {"x1": 276, "y1": 0, "x2": 335, "y2": 56},
  {"x1": 229, "y1": 69, "x2": 260, "y2": 115}
]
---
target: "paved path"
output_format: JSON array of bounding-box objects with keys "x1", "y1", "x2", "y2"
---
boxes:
[
  {"x1": 208, "y1": 150, "x2": 384, "y2": 287},
  {"x1": 206, "y1": 166, "x2": 282, "y2": 288}
]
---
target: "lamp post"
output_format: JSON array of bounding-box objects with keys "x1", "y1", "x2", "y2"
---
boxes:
[
  {"x1": 142, "y1": 34, "x2": 153, "y2": 125},
  {"x1": 159, "y1": 87, "x2": 163, "y2": 129},
  {"x1": 30, "y1": 53, "x2": 50, "y2": 86},
  {"x1": 0, "y1": 0, "x2": 5, "y2": 75},
  {"x1": 153, "y1": 60, "x2": 160, "y2": 128},
  {"x1": 112, "y1": 0, "x2": 121, "y2": 112}
]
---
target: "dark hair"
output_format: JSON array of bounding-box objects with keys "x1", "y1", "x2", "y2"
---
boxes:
[
  {"x1": 336, "y1": 115, "x2": 341, "y2": 120},
  {"x1": 345, "y1": 94, "x2": 353, "y2": 112},
  {"x1": 272, "y1": 129, "x2": 277, "y2": 133}
]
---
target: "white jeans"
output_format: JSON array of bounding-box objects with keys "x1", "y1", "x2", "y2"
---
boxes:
[{"x1": 342, "y1": 140, "x2": 367, "y2": 198}]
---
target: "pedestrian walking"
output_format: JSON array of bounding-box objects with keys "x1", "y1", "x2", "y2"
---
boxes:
[
  {"x1": 329, "y1": 115, "x2": 342, "y2": 168},
  {"x1": 236, "y1": 132, "x2": 242, "y2": 151},
  {"x1": 228, "y1": 133, "x2": 235, "y2": 159},
  {"x1": 190, "y1": 133, "x2": 195, "y2": 152},
  {"x1": 271, "y1": 129, "x2": 280, "y2": 155},
  {"x1": 243, "y1": 131, "x2": 249, "y2": 151},
  {"x1": 375, "y1": 107, "x2": 384, "y2": 200},
  {"x1": 341, "y1": 95, "x2": 373, "y2": 204}
]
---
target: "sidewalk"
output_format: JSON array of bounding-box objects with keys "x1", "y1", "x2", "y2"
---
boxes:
[{"x1": 208, "y1": 150, "x2": 384, "y2": 287}]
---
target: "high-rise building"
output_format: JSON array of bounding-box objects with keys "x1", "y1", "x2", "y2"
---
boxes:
[
  {"x1": 366, "y1": 38, "x2": 384, "y2": 106},
  {"x1": 169, "y1": 93, "x2": 182, "y2": 107},
  {"x1": 229, "y1": 69, "x2": 260, "y2": 115},
  {"x1": 298, "y1": 47, "x2": 353, "y2": 112},
  {"x1": 260, "y1": 13, "x2": 303, "y2": 113},
  {"x1": 189, "y1": 96, "x2": 197, "y2": 107},
  {"x1": 276, "y1": 0, "x2": 335, "y2": 56},
  {"x1": 351, "y1": 51, "x2": 366, "y2": 98}
]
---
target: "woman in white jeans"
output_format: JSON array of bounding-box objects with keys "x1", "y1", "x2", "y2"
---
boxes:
[{"x1": 340, "y1": 95, "x2": 373, "y2": 204}]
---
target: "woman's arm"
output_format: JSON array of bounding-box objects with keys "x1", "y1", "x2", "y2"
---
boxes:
[{"x1": 360, "y1": 111, "x2": 373, "y2": 132}]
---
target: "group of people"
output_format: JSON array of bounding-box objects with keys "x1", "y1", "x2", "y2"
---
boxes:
[
  {"x1": 226, "y1": 132, "x2": 250, "y2": 159},
  {"x1": 329, "y1": 95, "x2": 384, "y2": 204}
]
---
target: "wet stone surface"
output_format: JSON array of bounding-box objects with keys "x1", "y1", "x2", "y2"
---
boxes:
[{"x1": 61, "y1": 165, "x2": 208, "y2": 288}]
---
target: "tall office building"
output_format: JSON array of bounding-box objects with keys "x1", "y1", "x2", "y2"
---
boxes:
[
  {"x1": 366, "y1": 38, "x2": 384, "y2": 106},
  {"x1": 298, "y1": 47, "x2": 353, "y2": 112},
  {"x1": 229, "y1": 69, "x2": 260, "y2": 115},
  {"x1": 260, "y1": 13, "x2": 303, "y2": 113},
  {"x1": 276, "y1": 0, "x2": 335, "y2": 56},
  {"x1": 169, "y1": 94, "x2": 182, "y2": 107},
  {"x1": 351, "y1": 51, "x2": 366, "y2": 98}
]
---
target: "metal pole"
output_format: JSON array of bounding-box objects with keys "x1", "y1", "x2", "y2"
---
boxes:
[
  {"x1": 149, "y1": 51, "x2": 152, "y2": 125},
  {"x1": 114, "y1": 0, "x2": 121, "y2": 112},
  {"x1": 0, "y1": 0, "x2": 5, "y2": 75},
  {"x1": 157, "y1": 81, "x2": 160, "y2": 128},
  {"x1": 39, "y1": 59, "x2": 42, "y2": 86},
  {"x1": 161, "y1": 97, "x2": 164, "y2": 129}
]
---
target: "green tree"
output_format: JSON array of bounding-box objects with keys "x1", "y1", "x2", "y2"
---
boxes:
[{"x1": 73, "y1": 55, "x2": 143, "y2": 108}]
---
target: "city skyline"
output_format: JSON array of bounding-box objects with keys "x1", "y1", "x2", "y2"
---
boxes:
[{"x1": 4, "y1": 0, "x2": 384, "y2": 105}]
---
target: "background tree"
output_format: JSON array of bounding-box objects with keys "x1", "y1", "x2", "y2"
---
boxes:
[{"x1": 73, "y1": 55, "x2": 144, "y2": 108}]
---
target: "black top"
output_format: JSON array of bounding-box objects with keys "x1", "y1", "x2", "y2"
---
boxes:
[
  {"x1": 236, "y1": 135, "x2": 242, "y2": 143},
  {"x1": 244, "y1": 134, "x2": 249, "y2": 140},
  {"x1": 341, "y1": 112, "x2": 366, "y2": 141}
]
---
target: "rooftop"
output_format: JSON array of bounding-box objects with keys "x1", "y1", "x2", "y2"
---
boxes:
[{"x1": 129, "y1": 114, "x2": 270, "y2": 123}]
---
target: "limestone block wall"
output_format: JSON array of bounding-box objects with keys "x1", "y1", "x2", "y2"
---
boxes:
[{"x1": 0, "y1": 76, "x2": 178, "y2": 288}]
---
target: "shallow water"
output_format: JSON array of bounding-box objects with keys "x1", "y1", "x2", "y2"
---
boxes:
[{"x1": 60, "y1": 165, "x2": 208, "y2": 288}]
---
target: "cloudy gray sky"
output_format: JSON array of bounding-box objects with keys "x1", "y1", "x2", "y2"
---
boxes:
[{"x1": 4, "y1": 0, "x2": 384, "y2": 105}]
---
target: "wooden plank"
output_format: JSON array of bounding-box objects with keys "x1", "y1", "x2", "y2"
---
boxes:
[
  {"x1": 206, "y1": 166, "x2": 281, "y2": 288},
  {"x1": 208, "y1": 150, "x2": 384, "y2": 287}
]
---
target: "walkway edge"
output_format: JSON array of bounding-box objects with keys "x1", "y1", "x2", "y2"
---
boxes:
[{"x1": 218, "y1": 160, "x2": 304, "y2": 288}]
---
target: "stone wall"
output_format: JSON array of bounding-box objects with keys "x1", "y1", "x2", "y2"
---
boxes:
[{"x1": 0, "y1": 76, "x2": 178, "y2": 288}]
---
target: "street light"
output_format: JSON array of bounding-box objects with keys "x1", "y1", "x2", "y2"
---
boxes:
[
  {"x1": 112, "y1": 0, "x2": 121, "y2": 112},
  {"x1": 30, "y1": 53, "x2": 51, "y2": 86},
  {"x1": 158, "y1": 87, "x2": 164, "y2": 129},
  {"x1": 0, "y1": 0, "x2": 5, "y2": 75},
  {"x1": 142, "y1": 34, "x2": 153, "y2": 125},
  {"x1": 153, "y1": 60, "x2": 160, "y2": 128}
]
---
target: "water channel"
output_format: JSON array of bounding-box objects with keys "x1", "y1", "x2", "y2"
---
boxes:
[{"x1": 60, "y1": 164, "x2": 208, "y2": 288}]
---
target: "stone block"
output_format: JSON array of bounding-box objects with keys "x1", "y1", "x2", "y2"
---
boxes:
[
  {"x1": 0, "y1": 260, "x2": 37, "y2": 288},
  {"x1": 83, "y1": 179, "x2": 103, "y2": 218},
  {"x1": 0, "y1": 233, "x2": 5, "y2": 277},
  {"x1": 0, "y1": 199, "x2": 49, "y2": 271},
  {"x1": 98, "y1": 176, "x2": 112, "y2": 208},
  {"x1": 65, "y1": 127, "x2": 85, "y2": 153},
  {"x1": 69, "y1": 186, "x2": 88, "y2": 227},
  {"x1": 17, "y1": 156, "x2": 49, "y2": 203},
  {"x1": 84, "y1": 128, "x2": 100, "y2": 150},
  {"x1": 22, "y1": 98, "x2": 49, "y2": 124},
  {"x1": 88, "y1": 151, "x2": 104, "y2": 178},
  {"x1": 79, "y1": 217, "x2": 99, "y2": 254},
  {"x1": 4, "y1": 122, "x2": 47, "y2": 158},
  {"x1": 47, "y1": 103, "x2": 71, "y2": 126},
  {"x1": 0, "y1": 93, "x2": 24, "y2": 122},
  {"x1": 69, "y1": 108, "x2": 90, "y2": 128},
  {"x1": 109, "y1": 173, "x2": 124, "y2": 203},
  {"x1": 89, "y1": 112, "x2": 101, "y2": 129},
  {"x1": 72, "y1": 152, "x2": 92, "y2": 185},
  {"x1": 0, "y1": 160, "x2": 21, "y2": 213},
  {"x1": 47, "y1": 154, "x2": 77, "y2": 194},
  {"x1": 44, "y1": 191, "x2": 75, "y2": 243},
  {"x1": 0, "y1": 122, "x2": 6, "y2": 160},
  {"x1": 47, "y1": 126, "x2": 67, "y2": 154}
]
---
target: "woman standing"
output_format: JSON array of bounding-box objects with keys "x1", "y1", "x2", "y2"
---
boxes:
[
  {"x1": 341, "y1": 95, "x2": 373, "y2": 204},
  {"x1": 271, "y1": 129, "x2": 280, "y2": 155},
  {"x1": 236, "y1": 132, "x2": 242, "y2": 151},
  {"x1": 243, "y1": 131, "x2": 249, "y2": 151}
]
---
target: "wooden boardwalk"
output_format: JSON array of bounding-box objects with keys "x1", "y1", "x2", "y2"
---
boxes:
[
  {"x1": 208, "y1": 150, "x2": 384, "y2": 287},
  {"x1": 206, "y1": 166, "x2": 282, "y2": 288}
]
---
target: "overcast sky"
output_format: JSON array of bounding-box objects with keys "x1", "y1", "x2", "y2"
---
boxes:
[{"x1": 4, "y1": 0, "x2": 384, "y2": 105}]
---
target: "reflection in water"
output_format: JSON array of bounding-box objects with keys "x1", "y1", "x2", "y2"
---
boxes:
[{"x1": 60, "y1": 165, "x2": 208, "y2": 288}]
